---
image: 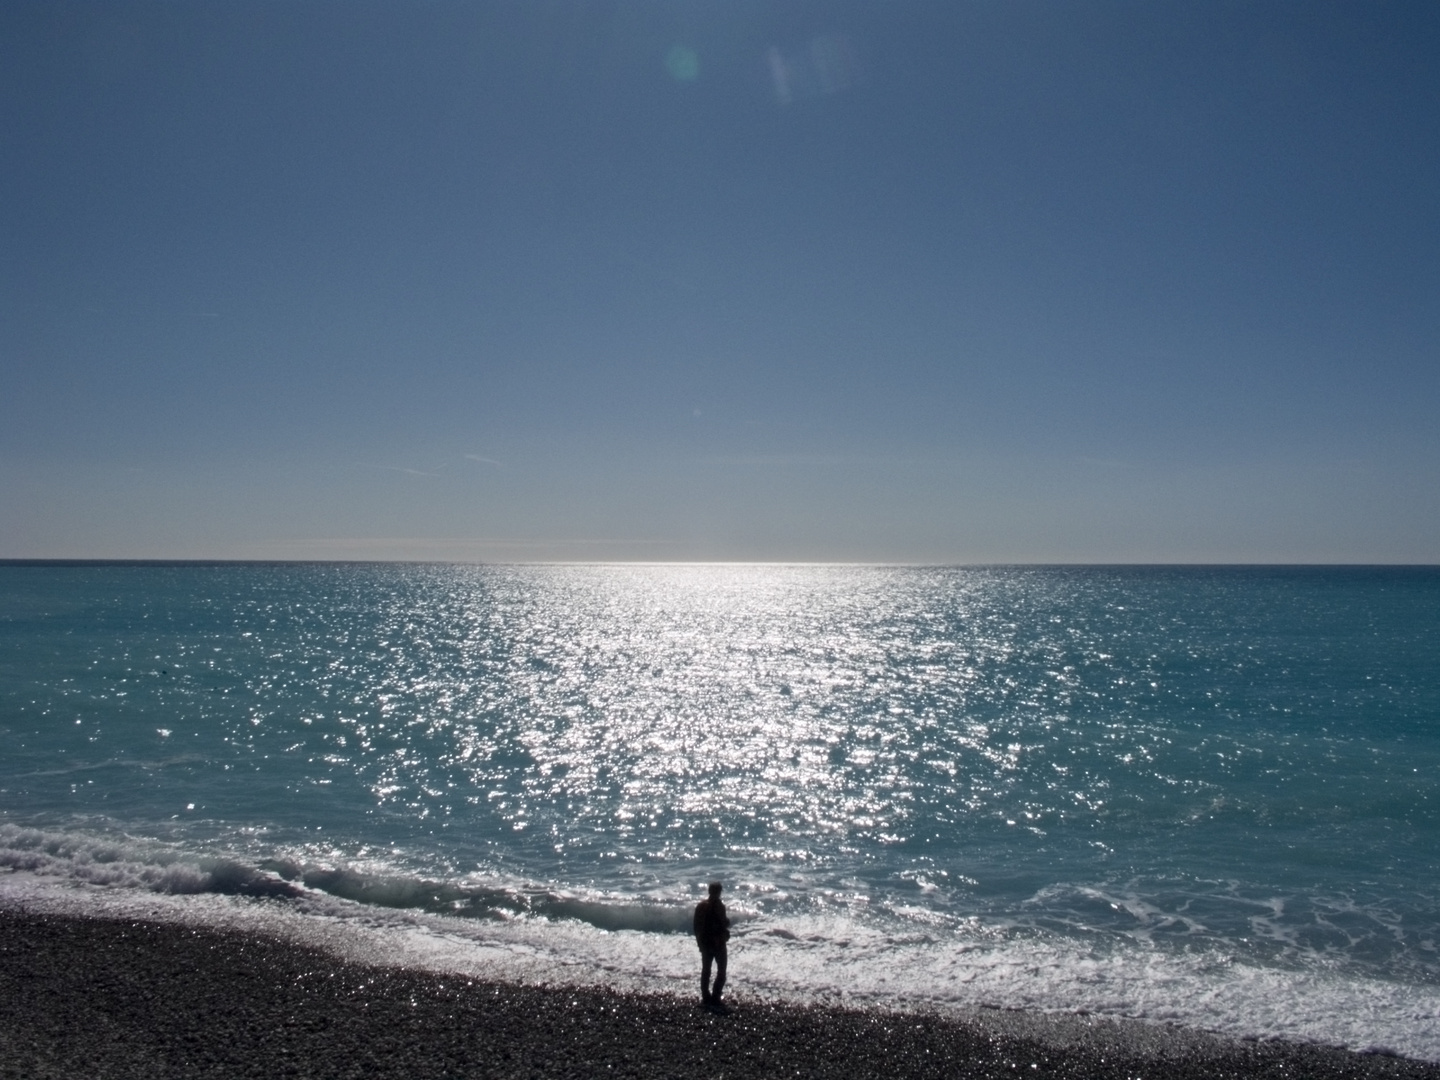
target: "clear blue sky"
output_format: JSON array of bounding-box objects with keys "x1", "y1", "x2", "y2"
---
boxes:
[{"x1": 4, "y1": 1, "x2": 1438, "y2": 562}]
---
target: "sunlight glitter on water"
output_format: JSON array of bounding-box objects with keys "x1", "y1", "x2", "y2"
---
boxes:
[
  {"x1": 368, "y1": 564, "x2": 1051, "y2": 874},
  {"x1": 3, "y1": 563, "x2": 1438, "y2": 988}
]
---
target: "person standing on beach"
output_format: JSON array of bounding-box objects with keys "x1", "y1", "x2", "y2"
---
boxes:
[{"x1": 693, "y1": 880, "x2": 730, "y2": 1007}]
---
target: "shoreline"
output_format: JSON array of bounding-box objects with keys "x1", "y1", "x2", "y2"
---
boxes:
[{"x1": 2, "y1": 909, "x2": 1437, "y2": 1079}]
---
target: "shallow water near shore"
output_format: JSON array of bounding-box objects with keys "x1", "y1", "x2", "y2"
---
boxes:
[{"x1": 2, "y1": 563, "x2": 1438, "y2": 1058}]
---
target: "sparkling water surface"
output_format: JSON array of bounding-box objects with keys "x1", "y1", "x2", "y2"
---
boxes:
[{"x1": 2, "y1": 563, "x2": 1439, "y2": 1054}]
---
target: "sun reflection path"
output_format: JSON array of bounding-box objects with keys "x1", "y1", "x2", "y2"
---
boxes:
[
  {"x1": 247, "y1": 563, "x2": 1338, "y2": 912},
  {"x1": 364, "y1": 565, "x2": 1100, "y2": 875}
]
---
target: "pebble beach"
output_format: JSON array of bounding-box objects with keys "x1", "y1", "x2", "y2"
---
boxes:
[{"x1": 3, "y1": 910, "x2": 1437, "y2": 1080}]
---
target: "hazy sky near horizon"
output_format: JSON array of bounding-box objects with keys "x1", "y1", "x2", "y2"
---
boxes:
[{"x1": 4, "y1": 1, "x2": 1439, "y2": 562}]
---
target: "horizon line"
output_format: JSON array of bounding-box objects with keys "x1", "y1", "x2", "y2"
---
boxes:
[{"x1": 1, "y1": 558, "x2": 1436, "y2": 569}]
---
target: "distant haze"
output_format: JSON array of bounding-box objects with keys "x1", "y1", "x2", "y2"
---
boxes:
[{"x1": 3, "y1": 2, "x2": 1438, "y2": 562}]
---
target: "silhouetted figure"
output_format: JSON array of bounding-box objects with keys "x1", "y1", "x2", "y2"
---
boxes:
[{"x1": 693, "y1": 880, "x2": 730, "y2": 1007}]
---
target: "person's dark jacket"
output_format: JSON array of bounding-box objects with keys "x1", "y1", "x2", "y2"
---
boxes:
[{"x1": 693, "y1": 897, "x2": 730, "y2": 951}]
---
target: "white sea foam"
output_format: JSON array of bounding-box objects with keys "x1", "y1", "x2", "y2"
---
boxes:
[{"x1": 4, "y1": 834, "x2": 1438, "y2": 1063}]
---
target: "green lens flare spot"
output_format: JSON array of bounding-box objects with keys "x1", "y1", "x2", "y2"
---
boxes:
[{"x1": 665, "y1": 45, "x2": 699, "y2": 82}]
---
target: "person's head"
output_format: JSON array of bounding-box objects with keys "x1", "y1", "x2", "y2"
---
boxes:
[{"x1": 708, "y1": 880, "x2": 723, "y2": 898}]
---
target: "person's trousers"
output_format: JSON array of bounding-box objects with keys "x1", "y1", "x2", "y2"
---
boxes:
[{"x1": 700, "y1": 945, "x2": 727, "y2": 1002}]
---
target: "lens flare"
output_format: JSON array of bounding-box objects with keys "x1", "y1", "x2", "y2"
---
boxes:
[{"x1": 665, "y1": 45, "x2": 699, "y2": 83}]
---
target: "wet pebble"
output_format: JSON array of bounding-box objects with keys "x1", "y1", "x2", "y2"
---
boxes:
[{"x1": 1, "y1": 910, "x2": 1437, "y2": 1080}]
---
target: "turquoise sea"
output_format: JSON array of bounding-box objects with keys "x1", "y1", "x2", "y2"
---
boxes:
[{"x1": 1, "y1": 563, "x2": 1437, "y2": 1056}]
